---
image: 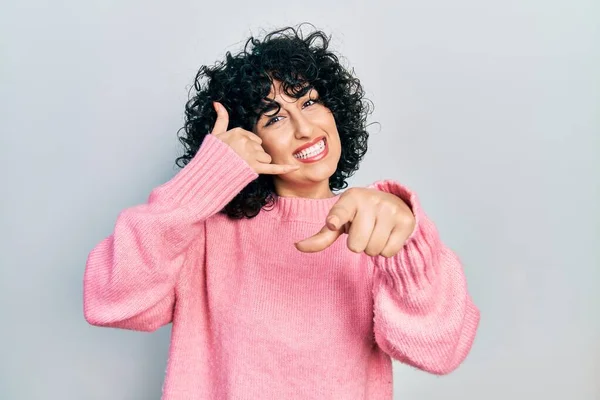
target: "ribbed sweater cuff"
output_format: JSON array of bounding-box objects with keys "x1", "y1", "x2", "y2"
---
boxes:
[{"x1": 152, "y1": 134, "x2": 259, "y2": 208}]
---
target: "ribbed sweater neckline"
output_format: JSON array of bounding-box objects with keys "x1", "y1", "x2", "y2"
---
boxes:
[{"x1": 263, "y1": 193, "x2": 341, "y2": 223}]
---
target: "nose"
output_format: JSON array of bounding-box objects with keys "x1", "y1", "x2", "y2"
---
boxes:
[{"x1": 292, "y1": 111, "x2": 314, "y2": 140}]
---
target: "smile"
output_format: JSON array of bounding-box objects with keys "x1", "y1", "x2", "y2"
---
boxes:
[{"x1": 293, "y1": 138, "x2": 328, "y2": 163}]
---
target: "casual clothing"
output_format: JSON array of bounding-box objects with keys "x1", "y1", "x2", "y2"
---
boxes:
[{"x1": 83, "y1": 134, "x2": 480, "y2": 399}]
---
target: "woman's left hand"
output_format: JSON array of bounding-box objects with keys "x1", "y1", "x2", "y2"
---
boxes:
[{"x1": 295, "y1": 188, "x2": 416, "y2": 257}]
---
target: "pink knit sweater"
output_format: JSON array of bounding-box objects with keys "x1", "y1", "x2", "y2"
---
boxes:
[{"x1": 83, "y1": 134, "x2": 480, "y2": 399}]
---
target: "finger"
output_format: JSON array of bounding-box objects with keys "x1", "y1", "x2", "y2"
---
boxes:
[
  {"x1": 241, "y1": 130, "x2": 263, "y2": 144},
  {"x1": 249, "y1": 141, "x2": 267, "y2": 154},
  {"x1": 211, "y1": 102, "x2": 229, "y2": 134},
  {"x1": 295, "y1": 225, "x2": 343, "y2": 253},
  {"x1": 364, "y1": 215, "x2": 396, "y2": 257},
  {"x1": 380, "y1": 227, "x2": 410, "y2": 258},
  {"x1": 326, "y1": 199, "x2": 357, "y2": 231},
  {"x1": 254, "y1": 162, "x2": 300, "y2": 175},
  {"x1": 346, "y1": 207, "x2": 376, "y2": 254},
  {"x1": 254, "y1": 150, "x2": 272, "y2": 164}
]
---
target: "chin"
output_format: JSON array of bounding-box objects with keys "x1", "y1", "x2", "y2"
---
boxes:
[
  {"x1": 306, "y1": 173, "x2": 336, "y2": 188},
  {"x1": 306, "y1": 159, "x2": 337, "y2": 176},
  {"x1": 281, "y1": 166, "x2": 335, "y2": 187}
]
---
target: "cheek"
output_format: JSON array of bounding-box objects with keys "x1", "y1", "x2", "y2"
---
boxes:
[
  {"x1": 323, "y1": 115, "x2": 340, "y2": 142},
  {"x1": 262, "y1": 138, "x2": 289, "y2": 159},
  {"x1": 329, "y1": 131, "x2": 342, "y2": 153}
]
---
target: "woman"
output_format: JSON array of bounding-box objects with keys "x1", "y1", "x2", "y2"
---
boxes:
[{"x1": 83, "y1": 26, "x2": 480, "y2": 399}]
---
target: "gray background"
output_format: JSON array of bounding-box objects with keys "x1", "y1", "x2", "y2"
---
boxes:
[{"x1": 1, "y1": 0, "x2": 598, "y2": 399}]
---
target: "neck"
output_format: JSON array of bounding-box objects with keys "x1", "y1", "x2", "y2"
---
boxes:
[{"x1": 274, "y1": 180, "x2": 335, "y2": 199}]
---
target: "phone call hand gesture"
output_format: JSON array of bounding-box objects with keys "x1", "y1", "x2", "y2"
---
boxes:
[{"x1": 211, "y1": 102, "x2": 299, "y2": 175}]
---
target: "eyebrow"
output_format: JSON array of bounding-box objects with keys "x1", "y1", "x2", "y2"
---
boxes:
[{"x1": 257, "y1": 85, "x2": 315, "y2": 117}]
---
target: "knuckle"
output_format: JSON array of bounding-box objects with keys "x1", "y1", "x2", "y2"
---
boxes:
[
  {"x1": 345, "y1": 187, "x2": 359, "y2": 196},
  {"x1": 377, "y1": 203, "x2": 397, "y2": 218},
  {"x1": 368, "y1": 192, "x2": 382, "y2": 204},
  {"x1": 399, "y1": 213, "x2": 415, "y2": 228},
  {"x1": 379, "y1": 200, "x2": 397, "y2": 213}
]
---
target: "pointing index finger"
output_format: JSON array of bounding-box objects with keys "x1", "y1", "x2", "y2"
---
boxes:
[
  {"x1": 326, "y1": 198, "x2": 357, "y2": 231},
  {"x1": 255, "y1": 163, "x2": 299, "y2": 175}
]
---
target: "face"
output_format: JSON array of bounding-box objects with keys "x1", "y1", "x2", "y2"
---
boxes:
[{"x1": 253, "y1": 80, "x2": 342, "y2": 198}]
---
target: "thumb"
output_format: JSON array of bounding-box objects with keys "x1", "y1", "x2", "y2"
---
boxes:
[
  {"x1": 211, "y1": 101, "x2": 229, "y2": 134},
  {"x1": 295, "y1": 225, "x2": 343, "y2": 253}
]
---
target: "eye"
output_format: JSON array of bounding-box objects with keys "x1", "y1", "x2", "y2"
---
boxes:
[
  {"x1": 263, "y1": 97, "x2": 319, "y2": 127},
  {"x1": 303, "y1": 98, "x2": 318, "y2": 108},
  {"x1": 264, "y1": 115, "x2": 282, "y2": 127}
]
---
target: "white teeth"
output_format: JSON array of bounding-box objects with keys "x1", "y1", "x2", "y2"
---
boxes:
[{"x1": 293, "y1": 139, "x2": 326, "y2": 159}]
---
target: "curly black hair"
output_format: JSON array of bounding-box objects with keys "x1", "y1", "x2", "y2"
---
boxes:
[{"x1": 176, "y1": 24, "x2": 373, "y2": 219}]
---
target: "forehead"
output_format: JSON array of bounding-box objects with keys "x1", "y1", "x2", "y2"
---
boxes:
[{"x1": 265, "y1": 79, "x2": 314, "y2": 101}]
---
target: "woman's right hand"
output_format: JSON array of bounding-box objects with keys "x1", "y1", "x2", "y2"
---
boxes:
[{"x1": 210, "y1": 101, "x2": 299, "y2": 175}]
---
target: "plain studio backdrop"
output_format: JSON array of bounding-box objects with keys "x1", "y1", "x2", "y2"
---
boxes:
[{"x1": 1, "y1": 0, "x2": 598, "y2": 399}]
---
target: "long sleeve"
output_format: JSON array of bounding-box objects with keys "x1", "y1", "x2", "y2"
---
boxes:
[
  {"x1": 369, "y1": 180, "x2": 480, "y2": 375},
  {"x1": 83, "y1": 134, "x2": 258, "y2": 331}
]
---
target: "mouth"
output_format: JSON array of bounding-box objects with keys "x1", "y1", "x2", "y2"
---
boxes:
[{"x1": 292, "y1": 137, "x2": 328, "y2": 163}]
